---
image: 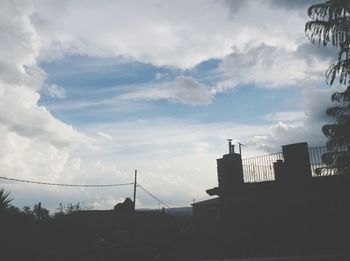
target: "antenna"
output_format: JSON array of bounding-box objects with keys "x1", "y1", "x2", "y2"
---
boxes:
[{"x1": 237, "y1": 142, "x2": 244, "y2": 155}]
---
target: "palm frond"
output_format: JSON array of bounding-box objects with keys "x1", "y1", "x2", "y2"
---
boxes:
[
  {"x1": 0, "y1": 188, "x2": 12, "y2": 210},
  {"x1": 326, "y1": 105, "x2": 344, "y2": 116},
  {"x1": 331, "y1": 86, "x2": 350, "y2": 101},
  {"x1": 326, "y1": 58, "x2": 350, "y2": 85},
  {"x1": 307, "y1": 1, "x2": 350, "y2": 174},
  {"x1": 305, "y1": 19, "x2": 350, "y2": 47},
  {"x1": 307, "y1": 0, "x2": 350, "y2": 20}
]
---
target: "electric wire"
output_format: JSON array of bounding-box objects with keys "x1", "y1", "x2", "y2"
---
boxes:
[
  {"x1": 0, "y1": 176, "x2": 134, "y2": 187},
  {"x1": 137, "y1": 184, "x2": 175, "y2": 210},
  {"x1": 0, "y1": 176, "x2": 190, "y2": 208},
  {"x1": 160, "y1": 200, "x2": 190, "y2": 208}
]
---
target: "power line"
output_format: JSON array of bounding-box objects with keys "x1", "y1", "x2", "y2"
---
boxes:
[
  {"x1": 160, "y1": 200, "x2": 190, "y2": 208},
  {"x1": 138, "y1": 185, "x2": 191, "y2": 209},
  {"x1": 0, "y1": 176, "x2": 134, "y2": 187},
  {"x1": 0, "y1": 176, "x2": 190, "y2": 208},
  {"x1": 137, "y1": 184, "x2": 172, "y2": 209}
]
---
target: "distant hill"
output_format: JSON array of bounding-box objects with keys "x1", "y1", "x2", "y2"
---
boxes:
[
  {"x1": 166, "y1": 207, "x2": 192, "y2": 216},
  {"x1": 137, "y1": 207, "x2": 192, "y2": 217}
]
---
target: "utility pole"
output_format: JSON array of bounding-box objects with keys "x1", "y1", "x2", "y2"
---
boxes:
[
  {"x1": 131, "y1": 169, "x2": 137, "y2": 248},
  {"x1": 133, "y1": 169, "x2": 137, "y2": 211}
]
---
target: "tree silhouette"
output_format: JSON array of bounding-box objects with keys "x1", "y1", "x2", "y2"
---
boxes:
[
  {"x1": 33, "y1": 202, "x2": 50, "y2": 221},
  {"x1": 0, "y1": 188, "x2": 12, "y2": 211},
  {"x1": 306, "y1": 0, "x2": 350, "y2": 174}
]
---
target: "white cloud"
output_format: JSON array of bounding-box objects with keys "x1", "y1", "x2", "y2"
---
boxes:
[
  {"x1": 2, "y1": 95, "x2": 334, "y2": 210},
  {"x1": 62, "y1": 118, "x2": 273, "y2": 207},
  {"x1": 42, "y1": 83, "x2": 66, "y2": 98},
  {"x1": 248, "y1": 135, "x2": 275, "y2": 153},
  {"x1": 0, "y1": 0, "x2": 90, "y2": 203},
  {"x1": 154, "y1": 72, "x2": 165, "y2": 80},
  {"x1": 0, "y1": 83, "x2": 84, "y2": 149},
  {"x1": 3, "y1": 84, "x2": 334, "y2": 209},
  {"x1": 0, "y1": 83, "x2": 88, "y2": 185},
  {"x1": 248, "y1": 121, "x2": 321, "y2": 153},
  {"x1": 91, "y1": 196, "x2": 124, "y2": 210},
  {"x1": 0, "y1": 0, "x2": 339, "y2": 211},
  {"x1": 97, "y1": 131, "x2": 113, "y2": 141},
  {"x1": 263, "y1": 111, "x2": 306, "y2": 122},
  {"x1": 249, "y1": 88, "x2": 337, "y2": 152},
  {"x1": 18, "y1": 0, "x2": 312, "y2": 69},
  {"x1": 268, "y1": 0, "x2": 319, "y2": 11},
  {"x1": 171, "y1": 76, "x2": 214, "y2": 105},
  {"x1": 0, "y1": 1, "x2": 43, "y2": 89},
  {"x1": 215, "y1": 43, "x2": 331, "y2": 92},
  {"x1": 115, "y1": 76, "x2": 213, "y2": 106}
]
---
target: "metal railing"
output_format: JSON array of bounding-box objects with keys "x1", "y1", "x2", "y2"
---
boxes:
[
  {"x1": 308, "y1": 146, "x2": 332, "y2": 176},
  {"x1": 242, "y1": 152, "x2": 282, "y2": 183},
  {"x1": 242, "y1": 146, "x2": 341, "y2": 183}
]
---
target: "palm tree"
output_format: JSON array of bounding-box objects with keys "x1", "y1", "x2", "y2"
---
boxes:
[
  {"x1": 305, "y1": 0, "x2": 350, "y2": 174},
  {"x1": 0, "y1": 188, "x2": 13, "y2": 210}
]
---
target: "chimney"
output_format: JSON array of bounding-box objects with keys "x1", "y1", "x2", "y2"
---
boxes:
[
  {"x1": 228, "y1": 139, "x2": 234, "y2": 154},
  {"x1": 218, "y1": 140, "x2": 244, "y2": 197}
]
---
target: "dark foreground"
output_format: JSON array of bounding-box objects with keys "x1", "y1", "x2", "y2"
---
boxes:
[
  {"x1": 1, "y1": 208, "x2": 195, "y2": 261},
  {"x1": 1, "y1": 206, "x2": 350, "y2": 261}
]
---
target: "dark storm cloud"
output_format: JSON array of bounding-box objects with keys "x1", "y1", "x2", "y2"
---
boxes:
[
  {"x1": 296, "y1": 42, "x2": 337, "y2": 64},
  {"x1": 269, "y1": 0, "x2": 320, "y2": 11},
  {"x1": 223, "y1": 0, "x2": 247, "y2": 15},
  {"x1": 224, "y1": 0, "x2": 320, "y2": 14}
]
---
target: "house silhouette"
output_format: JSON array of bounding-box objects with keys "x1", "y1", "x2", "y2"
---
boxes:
[{"x1": 192, "y1": 142, "x2": 350, "y2": 258}]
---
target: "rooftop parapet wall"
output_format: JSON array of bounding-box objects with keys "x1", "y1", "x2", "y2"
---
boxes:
[
  {"x1": 242, "y1": 145, "x2": 340, "y2": 183},
  {"x1": 208, "y1": 142, "x2": 343, "y2": 197},
  {"x1": 276, "y1": 142, "x2": 312, "y2": 183},
  {"x1": 217, "y1": 142, "x2": 313, "y2": 194}
]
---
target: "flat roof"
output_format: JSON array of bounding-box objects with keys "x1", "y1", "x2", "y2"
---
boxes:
[{"x1": 192, "y1": 197, "x2": 219, "y2": 206}]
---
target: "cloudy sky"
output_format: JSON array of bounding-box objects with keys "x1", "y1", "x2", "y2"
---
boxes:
[{"x1": 0, "y1": 0, "x2": 339, "y2": 210}]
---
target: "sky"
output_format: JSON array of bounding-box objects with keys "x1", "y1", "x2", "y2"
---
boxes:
[{"x1": 0, "y1": 0, "x2": 340, "y2": 211}]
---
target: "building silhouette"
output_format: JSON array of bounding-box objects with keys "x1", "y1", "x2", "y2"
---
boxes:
[{"x1": 192, "y1": 142, "x2": 350, "y2": 258}]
